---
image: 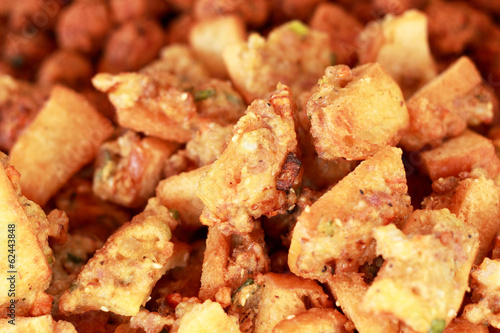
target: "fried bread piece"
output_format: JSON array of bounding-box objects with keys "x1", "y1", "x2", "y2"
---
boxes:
[
  {"x1": 307, "y1": 63, "x2": 409, "y2": 160},
  {"x1": 196, "y1": 84, "x2": 299, "y2": 235},
  {"x1": 289, "y1": 147, "x2": 411, "y2": 280}
]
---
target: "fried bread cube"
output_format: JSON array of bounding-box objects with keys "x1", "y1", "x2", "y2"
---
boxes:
[
  {"x1": 420, "y1": 130, "x2": 500, "y2": 181},
  {"x1": 156, "y1": 166, "x2": 209, "y2": 232},
  {"x1": 93, "y1": 131, "x2": 177, "y2": 208},
  {"x1": 189, "y1": 15, "x2": 247, "y2": 79},
  {"x1": 272, "y1": 307, "x2": 349, "y2": 333},
  {"x1": 93, "y1": 72, "x2": 196, "y2": 143},
  {"x1": 307, "y1": 64, "x2": 409, "y2": 160},
  {"x1": 174, "y1": 300, "x2": 241, "y2": 333},
  {"x1": 363, "y1": 210, "x2": 478, "y2": 332},
  {"x1": 358, "y1": 10, "x2": 437, "y2": 98},
  {"x1": 223, "y1": 20, "x2": 331, "y2": 103},
  {"x1": 288, "y1": 147, "x2": 411, "y2": 280},
  {"x1": 423, "y1": 175, "x2": 500, "y2": 264},
  {"x1": 37, "y1": 50, "x2": 93, "y2": 90},
  {"x1": 326, "y1": 273, "x2": 400, "y2": 333},
  {"x1": 400, "y1": 57, "x2": 494, "y2": 151},
  {"x1": 0, "y1": 314, "x2": 77, "y2": 332},
  {"x1": 196, "y1": 85, "x2": 299, "y2": 235},
  {"x1": 10, "y1": 85, "x2": 113, "y2": 206},
  {"x1": 0, "y1": 155, "x2": 53, "y2": 317},
  {"x1": 463, "y1": 258, "x2": 500, "y2": 328},
  {"x1": 199, "y1": 222, "x2": 270, "y2": 305},
  {"x1": 59, "y1": 198, "x2": 177, "y2": 316},
  {"x1": 185, "y1": 123, "x2": 233, "y2": 167},
  {"x1": 309, "y1": 3, "x2": 363, "y2": 66},
  {"x1": 254, "y1": 273, "x2": 331, "y2": 333}
]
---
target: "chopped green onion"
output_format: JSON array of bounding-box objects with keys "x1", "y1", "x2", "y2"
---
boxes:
[
  {"x1": 194, "y1": 88, "x2": 216, "y2": 101},
  {"x1": 331, "y1": 53, "x2": 338, "y2": 66},
  {"x1": 428, "y1": 319, "x2": 446, "y2": 333},
  {"x1": 67, "y1": 253, "x2": 83, "y2": 264},
  {"x1": 69, "y1": 283, "x2": 78, "y2": 292},
  {"x1": 231, "y1": 278, "x2": 254, "y2": 302},
  {"x1": 169, "y1": 208, "x2": 180, "y2": 221},
  {"x1": 288, "y1": 20, "x2": 309, "y2": 37}
]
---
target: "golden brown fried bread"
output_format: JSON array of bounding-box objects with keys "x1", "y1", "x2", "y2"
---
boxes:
[
  {"x1": 196, "y1": 84, "x2": 299, "y2": 235},
  {"x1": 307, "y1": 63, "x2": 409, "y2": 160},
  {"x1": 289, "y1": 147, "x2": 411, "y2": 279}
]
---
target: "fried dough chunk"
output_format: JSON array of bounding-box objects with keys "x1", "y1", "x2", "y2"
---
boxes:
[
  {"x1": 185, "y1": 123, "x2": 233, "y2": 167},
  {"x1": 156, "y1": 166, "x2": 209, "y2": 232},
  {"x1": 363, "y1": 210, "x2": 478, "y2": 332},
  {"x1": 93, "y1": 131, "x2": 177, "y2": 208},
  {"x1": 463, "y1": 258, "x2": 500, "y2": 328},
  {"x1": 0, "y1": 74, "x2": 47, "y2": 152},
  {"x1": 174, "y1": 300, "x2": 241, "y2": 333},
  {"x1": 309, "y1": 3, "x2": 363, "y2": 67},
  {"x1": 93, "y1": 72, "x2": 196, "y2": 143},
  {"x1": 289, "y1": 147, "x2": 411, "y2": 280},
  {"x1": 254, "y1": 273, "x2": 331, "y2": 333},
  {"x1": 400, "y1": 57, "x2": 494, "y2": 151},
  {"x1": 420, "y1": 130, "x2": 500, "y2": 181},
  {"x1": 9, "y1": 85, "x2": 113, "y2": 206},
  {"x1": 0, "y1": 154, "x2": 53, "y2": 317},
  {"x1": 196, "y1": 85, "x2": 299, "y2": 235},
  {"x1": 307, "y1": 64, "x2": 408, "y2": 160},
  {"x1": 272, "y1": 307, "x2": 349, "y2": 333},
  {"x1": 443, "y1": 317, "x2": 488, "y2": 333},
  {"x1": 326, "y1": 273, "x2": 400, "y2": 333},
  {"x1": 193, "y1": 0, "x2": 270, "y2": 27},
  {"x1": 423, "y1": 175, "x2": 500, "y2": 264},
  {"x1": 59, "y1": 198, "x2": 177, "y2": 316},
  {"x1": 223, "y1": 21, "x2": 331, "y2": 103},
  {"x1": 199, "y1": 222, "x2": 270, "y2": 304},
  {"x1": 0, "y1": 314, "x2": 77, "y2": 332},
  {"x1": 37, "y1": 50, "x2": 93, "y2": 90},
  {"x1": 358, "y1": 10, "x2": 437, "y2": 98}
]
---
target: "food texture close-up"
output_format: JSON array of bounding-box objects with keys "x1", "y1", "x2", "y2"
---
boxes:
[{"x1": 2, "y1": 0, "x2": 500, "y2": 332}]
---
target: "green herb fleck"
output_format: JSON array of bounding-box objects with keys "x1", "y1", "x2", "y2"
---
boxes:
[
  {"x1": 288, "y1": 20, "x2": 309, "y2": 37},
  {"x1": 428, "y1": 319, "x2": 446, "y2": 333},
  {"x1": 69, "y1": 283, "x2": 78, "y2": 292},
  {"x1": 169, "y1": 208, "x2": 180, "y2": 221},
  {"x1": 10, "y1": 56, "x2": 24, "y2": 68},
  {"x1": 231, "y1": 278, "x2": 254, "y2": 302},
  {"x1": 307, "y1": 115, "x2": 312, "y2": 120},
  {"x1": 47, "y1": 255, "x2": 54, "y2": 265},
  {"x1": 330, "y1": 53, "x2": 337, "y2": 66},
  {"x1": 225, "y1": 92, "x2": 242, "y2": 105},
  {"x1": 67, "y1": 253, "x2": 83, "y2": 264},
  {"x1": 194, "y1": 88, "x2": 216, "y2": 101}
]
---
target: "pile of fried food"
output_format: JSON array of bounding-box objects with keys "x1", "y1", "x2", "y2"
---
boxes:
[{"x1": 3, "y1": 0, "x2": 500, "y2": 332}]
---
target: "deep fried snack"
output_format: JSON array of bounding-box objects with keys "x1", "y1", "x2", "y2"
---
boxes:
[
  {"x1": 423, "y1": 175, "x2": 500, "y2": 264},
  {"x1": 156, "y1": 166, "x2": 209, "y2": 232},
  {"x1": 253, "y1": 273, "x2": 331, "y2": 333},
  {"x1": 37, "y1": 50, "x2": 93, "y2": 90},
  {"x1": 174, "y1": 299, "x2": 241, "y2": 333},
  {"x1": 92, "y1": 72, "x2": 196, "y2": 143},
  {"x1": 0, "y1": 74, "x2": 47, "y2": 152},
  {"x1": 185, "y1": 123, "x2": 233, "y2": 167},
  {"x1": 93, "y1": 131, "x2": 177, "y2": 208},
  {"x1": 10, "y1": 85, "x2": 113, "y2": 206},
  {"x1": 59, "y1": 198, "x2": 177, "y2": 316},
  {"x1": 307, "y1": 64, "x2": 409, "y2": 160},
  {"x1": 358, "y1": 10, "x2": 437, "y2": 98},
  {"x1": 309, "y1": 3, "x2": 363, "y2": 67},
  {"x1": 272, "y1": 307, "x2": 349, "y2": 333},
  {"x1": 270, "y1": 0, "x2": 327, "y2": 23},
  {"x1": 326, "y1": 273, "x2": 400, "y2": 333},
  {"x1": 288, "y1": 147, "x2": 411, "y2": 280},
  {"x1": 363, "y1": 210, "x2": 478, "y2": 332},
  {"x1": 463, "y1": 258, "x2": 500, "y2": 328},
  {"x1": 56, "y1": 0, "x2": 111, "y2": 54},
  {"x1": 223, "y1": 20, "x2": 331, "y2": 104},
  {"x1": 193, "y1": 0, "x2": 270, "y2": 28},
  {"x1": 420, "y1": 130, "x2": 500, "y2": 181},
  {"x1": 199, "y1": 222, "x2": 270, "y2": 304},
  {"x1": 0, "y1": 154, "x2": 53, "y2": 317},
  {"x1": 189, "y1": 15, "x2": 247, "y2": 79},
  {"x1": 196, "y1": 84, "x2": 299, "y2": 235},
  {"x1": 443, "y1": 317, "x2": 488, "y2": 333},
  {"x1": 0, "y1": 314, "x2": 76, "y2": 332},
  {"x1": 109, "y1": 0, "x2": 169, "y2": 23},
  {"x1": 98, "y1": 19, "x2": 164, "y2": 74},
  {"x1": 8, "y1": 0, "x2": 63, "y2": 32},
  {"x1": 372, "y1": 0, "x2": 427, "y2": 15},
  {"x1": 400, "y1": 57, "x2": 494, "y2": 151},
  {"x1": 129, "y1": 308, "x2": 173, "y2": 333}
]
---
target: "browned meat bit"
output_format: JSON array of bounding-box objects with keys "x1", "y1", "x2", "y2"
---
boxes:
[{"x1": 196, "y1": 84, "x2": 299, "y2": 235}]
